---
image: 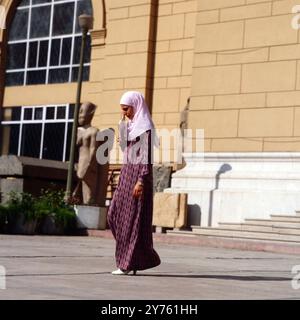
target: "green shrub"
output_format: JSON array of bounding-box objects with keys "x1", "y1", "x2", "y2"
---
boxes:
[
  {"x1": 0, "y1": 189, "x2": 77, "y2": 235},
  {"x1": 53, "y1": 207, "x2": 77, "y2": 232},
  {"x1": 0, "y1": 205, "x2": 8, "y2": 233},
  {"x1": 35, "y1": 189, "x2": 76, "y2": 232},
  {"x1": 0, "y1": 192, "x2": 37, "y2": 234},
  {"x1": 6, "y1": 191, "x2": 36, "y2": 222}
]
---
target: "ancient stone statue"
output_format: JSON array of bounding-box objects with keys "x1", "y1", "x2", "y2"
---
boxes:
[
  {"x1": 177, "y1": 97, "x2": 190, "y2": 169},
  {"x1": 180, "y1": 97, "x2": 190, "y2": 137},
  {"x1": 72, "y1": 102, "x2": 108, "y2": 206}
]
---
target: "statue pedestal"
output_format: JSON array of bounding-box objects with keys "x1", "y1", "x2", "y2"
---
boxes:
[{"x1": 75, "y1": 205, "x2": 107, "y2": 230}]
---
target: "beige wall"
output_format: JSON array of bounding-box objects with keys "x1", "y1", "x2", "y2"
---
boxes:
[
  {"x1": 2, "y1": 0, "x2": 300, "y2": 157},
  {"x1": 92, "y1": 0, "x2": 197, "y2": 133},
  {"x1": 93, "y1": 0, "x2": 153, "y2": 131},
  {"x1": 94, "y1": 0, "x2": 197, "y2": 163},
  {"x1": 152, "y1": 0, "x2": 196, "y2": 128},
  {"x1": 190, "y1": 0, "x2": 300, "y2": 152}
]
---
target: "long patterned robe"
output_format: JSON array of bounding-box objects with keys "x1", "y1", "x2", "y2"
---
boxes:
[{"x1": 108, "y1": 130, "x2": 161, "y2": 271}]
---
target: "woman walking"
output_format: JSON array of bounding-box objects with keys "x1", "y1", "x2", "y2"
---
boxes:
[{"x1": 108, "y1": 91, "x2": 161, "y2": 275}]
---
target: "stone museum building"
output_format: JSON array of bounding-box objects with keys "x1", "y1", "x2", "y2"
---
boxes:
[{"x1": 1, "y1": 0, "x2": 300, "y2": 235}]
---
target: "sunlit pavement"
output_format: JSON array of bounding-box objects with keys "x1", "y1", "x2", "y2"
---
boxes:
[{"x1": 0, "y1": 234, "x2": 299, "y2": 300}]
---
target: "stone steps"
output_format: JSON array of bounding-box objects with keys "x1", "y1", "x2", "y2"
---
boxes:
[
  {"x1": 190, "y1": 226, "x2": 300, "y2": 242},
  {"x1": 218, "y1": 222, "x2": 300, "y2": 234},
  {"x1": 166, "y1": 229, "x2": 300, "y2": 255},
  {"x1": 244, "y1": 219, "x2": 300, "y2": 227},
  {"x1": 166, "y1": 213, "x2": 300, "y2": 253},
  {"x1": 168, "y1": 228, "x2": 300, "y2": 243},
  {"x1": 270, "y1": 215, "x2": 300, "y2": 222},
  {"x1": 166, "y1": 228, "x2": 300, "y2": 243}
]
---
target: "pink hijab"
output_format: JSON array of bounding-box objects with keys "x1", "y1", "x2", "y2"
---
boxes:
[{"x1": 120, "y1": 91, "x2": 158, "y2": 145}]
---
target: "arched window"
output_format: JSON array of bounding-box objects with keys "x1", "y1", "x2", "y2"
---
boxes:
[{"x1": 5, "y1": 0, "x2": 92, "y2": 86}]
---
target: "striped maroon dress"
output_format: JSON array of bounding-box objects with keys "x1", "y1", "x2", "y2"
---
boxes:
[{"x1": 108, "y1": 130, "x2": 161, "y2": 271}]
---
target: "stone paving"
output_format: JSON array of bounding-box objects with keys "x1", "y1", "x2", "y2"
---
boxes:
[{"x1": 0, "y1": 234, "x2": 299, "y2": 300}]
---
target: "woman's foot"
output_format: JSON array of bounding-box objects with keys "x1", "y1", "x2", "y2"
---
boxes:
[
  {"x1": 111, "y1": 268, "x2": 129, "y2": 275},
  {"x1": 111, "y1": 269, "x2": 137, "y2": 275}
]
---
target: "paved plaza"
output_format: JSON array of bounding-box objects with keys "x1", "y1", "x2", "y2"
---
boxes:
[{"x1": 0, "y1": 234, "x2": 299, "y2": 300}]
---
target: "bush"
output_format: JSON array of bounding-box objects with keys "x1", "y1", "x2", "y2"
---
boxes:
[
  {"x1": 7, "y1": 191, "x2": 36, "y2": 218},
  {"x1": 35, "y1": 189, "x2": 76, "y2": 234},
  {"x1": 4, "y1": 192, "x2": 36, "y2": 234},
  {"x1": 0, "y1": 205, "x2": 8, "y2": 233},
  {"x1": 0, "y1": 189, "x2": 77, "y2": 235}
]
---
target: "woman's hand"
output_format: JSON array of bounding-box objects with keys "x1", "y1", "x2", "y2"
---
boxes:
[{"x1": 133, "y1": 181, "x2": 144, "y2": 198}]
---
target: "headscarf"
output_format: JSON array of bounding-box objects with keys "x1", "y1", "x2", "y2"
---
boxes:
[{"x1": 119, "y1": 91, "x2": 159, "y2": 146}]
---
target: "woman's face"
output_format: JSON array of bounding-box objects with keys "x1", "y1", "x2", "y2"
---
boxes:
[{"x1": 121, "y1": 104, "x2": 134, "y2": 120}]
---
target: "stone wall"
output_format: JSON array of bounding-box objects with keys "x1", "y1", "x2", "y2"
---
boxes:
[
  {"x1": 96, "y1": 0, "x2": 197, "y2": 161},
  {"x1": 2, "y1": 0, "x2": 300, "y2": 158},
  {"x1": 190, "y1": 0, "x2": 300, "y2": 152}
]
